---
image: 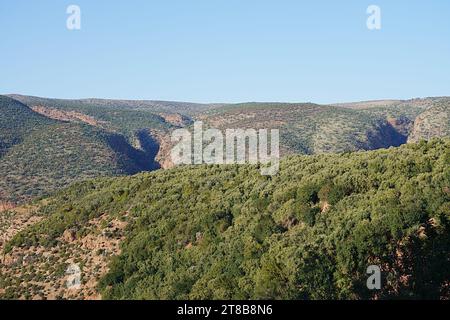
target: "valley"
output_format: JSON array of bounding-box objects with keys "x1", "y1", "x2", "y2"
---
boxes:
[
  {"x1": 1, "y1": 94, "x2": 449, "y2": 205},
  {"x1": 0, "y1": 94, "x2": 449, "y2": 300},
  {"x1": 2, "y1": 0, "x2": 449, "y2": 304}
]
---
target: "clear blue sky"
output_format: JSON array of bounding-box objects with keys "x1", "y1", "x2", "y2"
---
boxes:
[{"x1": 1, "y1": 0, "x2": 449, "y2": 103}]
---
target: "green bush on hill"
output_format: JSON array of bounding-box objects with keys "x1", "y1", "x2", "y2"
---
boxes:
[{"x1": 6, "y1": 139, "x2": 449, "y2": 300}]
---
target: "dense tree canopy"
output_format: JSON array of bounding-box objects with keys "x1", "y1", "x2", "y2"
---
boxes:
[{"x1": 5, "y1": 139, "x2": 450, "y2": 299}]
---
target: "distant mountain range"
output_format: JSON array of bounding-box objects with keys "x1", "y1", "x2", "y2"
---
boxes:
[{"x1": 1, "y1": 94, "x2": 449, "y2": 204}]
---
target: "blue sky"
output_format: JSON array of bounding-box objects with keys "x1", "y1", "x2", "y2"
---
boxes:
[{"x1": 1, "y1": 0, "x2": 449, "y2": 103}]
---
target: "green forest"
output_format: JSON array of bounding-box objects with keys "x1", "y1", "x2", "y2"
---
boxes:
[{"x1": 5, "y1": 138, "x2": 449, "y2": 300}]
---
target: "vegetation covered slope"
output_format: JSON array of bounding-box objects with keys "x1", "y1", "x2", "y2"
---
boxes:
[
  {"x1": 9, "y1": 94, "x2": 212, "y2": 115},
  {"x1": 3, "y1": 139, "x2": 449, "y2": 300},
  {"x1": 1, "y1": 94, "x2": 449, "y2": 204},
  {"x1": 11, "y1": 95, "x2": 450, "y2": 156},
  {"x1": 336, "y1": 97, "x2": 450, "y2": 140},
  {"x1": 0, "y1": 96, "x2": 54, "y2": 157},
  {"x1": 0, "y1": 123, "x2": 161, "y2": 203},
  {"x1": 0, "y1": 96, "x2": 164, "y2": 203},
  {"x1": 408, "y1": 103, "x2": 450, "y2": 143},
  {"x1": 8, "y1": 94, "x2": 201, "y2": 140},
  {"x1": 198, "y1": 102, "x2": 410, "y2": 154}
]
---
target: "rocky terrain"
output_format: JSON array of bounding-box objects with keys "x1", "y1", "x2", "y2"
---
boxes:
[{"x1": 0, "y1": 203, "x2": 128, "y2": 300}]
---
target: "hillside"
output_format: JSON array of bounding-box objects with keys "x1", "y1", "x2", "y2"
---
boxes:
[
  {"x1": 8, "y1": 94, "x2": 212, "y2": 115},
  {"x1": 7, "y1": 94, "x2": 187, "y2": 142},
  {"x1": 1, "y1": 139, "x2": 449, "y2": 300},
  {"x1": 1, "y1": 94, "x2": 449, "y2": 204},
  {"x1": 0, "y1": 123, "x2": 162, "y2": 203},
  {"x1": 0, "y1": 96, "x2": 55, "y2": 157},
  {"x1": 198, "y1": 102, "x2": 411, "y2": 155},
  {"x1": 0, "y1": 95, "x2": 167, "y2": 204},
  {"x1": 334, "y1": 97, "x2": 450, "y2": 149},
  {"x1": 408, "y1": 103, "x2": 450, "y2": 143}
]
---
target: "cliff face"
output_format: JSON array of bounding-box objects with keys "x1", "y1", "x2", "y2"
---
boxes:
[
  {"x1": 386, "y1": 116, "x2": 414, "y2": 137},
  {"x1": 365, "y1": 119, "x2": 409, "y2": 150},
  {"x1": 408, "y1": 105, "x2": 450, "y2": 143}
]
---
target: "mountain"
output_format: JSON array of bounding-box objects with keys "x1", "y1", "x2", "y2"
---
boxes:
[
  {"x1": 1, "y1": 139, "x2": 449, "y2": 300},
  {"x1": 0, "y1": 95, "x2": 170, "y2": 204},
  {"x1": 0, "y1": 96, "x2": 54, "y2": 157},
  {"x1": 1, "y1": 94, "x2": 449, "y2": 204},
  {"x1": 198, "y1": 102, "x2": 408, "y2": 155},
  {"x1": 408, "y1": 103, "x2": 450, "y2": 143}
]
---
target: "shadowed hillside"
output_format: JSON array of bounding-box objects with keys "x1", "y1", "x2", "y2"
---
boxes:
[
  {"x1": 0, "y1": 96, "x2": 167, "y2": 203},
  {"x1": 198, "y1": 102, "x2": 411, "y2": 155},
  {"x1": 0, "y1": 96, "x2": 55, "y2": 157}
]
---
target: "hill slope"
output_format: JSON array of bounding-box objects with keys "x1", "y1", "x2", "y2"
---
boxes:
[
  {"x1": 1, "y1": 139, "x2": 449, "y2": 300},
  {"x1": 0, "y1": 96, "x2": 166, "y2": 203},
  {"x1": 1, "y1": 94, "x2": 449, "y2": 204},
  {"x1": 0, "y1": 96, "x2": 55, "y2": 157},
  {"x1": 408, "y1": 103, "x2": 450, "y2": 143},
  {"x1": 198, "y1": 102, "x2": 411, "y2": 154}
]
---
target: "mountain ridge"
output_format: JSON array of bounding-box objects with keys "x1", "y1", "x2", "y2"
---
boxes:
[{"x1": 1, "y1": 94, "x2": 449, "y2": 204}]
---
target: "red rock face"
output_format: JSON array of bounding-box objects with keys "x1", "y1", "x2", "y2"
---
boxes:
[
  {"x1": 408, "y1": 105, "x2": 449, "y2": 143},
  {"x1": 386, "y1": 117, "x2": 413, "y2": 136},
  {"x1": 30, "y1": 105, "x2": 107, "y2": 127}
]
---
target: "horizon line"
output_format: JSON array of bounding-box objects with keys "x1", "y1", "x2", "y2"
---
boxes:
[{"x1": 3, "y1": 92, "x2": 450, "y2": 106}]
